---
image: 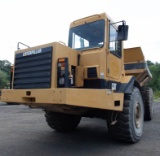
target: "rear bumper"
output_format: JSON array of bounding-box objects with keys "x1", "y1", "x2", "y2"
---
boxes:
[{"x1": 1, "y1": 88, "x2": 124, "y2": 111}]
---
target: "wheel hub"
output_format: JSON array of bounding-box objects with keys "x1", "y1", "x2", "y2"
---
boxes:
[{"x1": 134, "y1": 102, "x2": 141, "y2": 128}]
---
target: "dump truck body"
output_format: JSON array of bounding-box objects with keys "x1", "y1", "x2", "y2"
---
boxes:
[{"x1": 124, "y1": 47, "x2": 152, "y2": 87}]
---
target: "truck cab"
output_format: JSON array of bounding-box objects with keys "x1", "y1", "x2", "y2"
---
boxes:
[{"x1": 68, "y1": 13, "x2": 128, "y2": 85}]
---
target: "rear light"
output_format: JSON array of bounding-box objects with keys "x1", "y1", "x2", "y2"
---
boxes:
[{"x1": 57, "y1": 58, "x2": 70, "y2": 88}]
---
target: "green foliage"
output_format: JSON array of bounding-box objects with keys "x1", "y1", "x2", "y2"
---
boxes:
[
  {"x1": 146, "y1": 61, "x2": 160, "y2": 98},
  {"x1": 154, "y1": 90, "x2": 160, "y2": 99},
  {"x1": 0, "y1": 70, "x2": 8, "y2": 88},
  {"x1": 0, "y1": 60, "x2": 12, "y2": 89},
  {"x1": 146, "y1": 60, "x2": 154, "y2": 66}
]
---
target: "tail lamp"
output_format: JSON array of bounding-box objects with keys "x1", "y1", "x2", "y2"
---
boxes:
[{"x1": 57, "y1": 58, "x2": 70, "y2": 88}]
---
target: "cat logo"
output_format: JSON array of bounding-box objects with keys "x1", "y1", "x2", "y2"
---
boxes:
[{"x1": 23, "y1": 49, "x2": 42, "y2": 56}]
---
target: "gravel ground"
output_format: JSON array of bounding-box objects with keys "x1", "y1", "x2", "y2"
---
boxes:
[{"x1": 0, "y1": 101, "x2": 160, "y2": 156}]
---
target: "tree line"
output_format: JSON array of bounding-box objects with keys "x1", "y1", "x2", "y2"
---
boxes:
[
  {"x1": 0, "y1": 60, "x2": 12, "y2": 89},
  {"x1": 146, "y1": 61, "x2": 160, "y2": 97},
  {"x1": 0, "y1": 59, "x2": 160, "y2": 95}
]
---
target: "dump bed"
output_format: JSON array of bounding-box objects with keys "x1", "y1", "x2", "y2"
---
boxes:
[{"x1": 124, "y1": 47, "x2": 152, "y2": 87}]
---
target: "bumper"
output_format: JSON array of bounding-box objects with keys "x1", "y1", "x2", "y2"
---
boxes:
[{"x1": 1, "y1": 88, "x2": 124, "y2": 111}]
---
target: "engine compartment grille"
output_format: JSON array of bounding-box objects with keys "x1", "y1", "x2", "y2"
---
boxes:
[
  {"x1": 87, "y1": 67, "x2": 97, "y2": 78},
  {"x1": 13, "y1": 46, "x2": 52, "y2": 89}
]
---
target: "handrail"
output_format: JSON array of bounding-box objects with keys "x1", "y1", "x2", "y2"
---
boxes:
[{"x1": 17, "y1": 42, "x2": 30, "y2": 50}]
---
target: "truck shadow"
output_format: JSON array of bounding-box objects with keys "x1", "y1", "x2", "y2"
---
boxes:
[{"x1": 31, "y1": 118, "x2": 133, "y2": 156}]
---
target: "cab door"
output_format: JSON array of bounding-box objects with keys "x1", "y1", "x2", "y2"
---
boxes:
[
  {"x1": 106, "y1": 24, "x2": 123, "y2": 80},
  {"x1": 107, "y1": 51, "x2": 122, "y2": 80}
]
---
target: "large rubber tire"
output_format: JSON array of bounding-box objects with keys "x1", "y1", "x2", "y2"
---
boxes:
[
  {"x1": 45, "y1": 111, "x2": 81, "y2": 132},
  {"x1": 107, "y1": 87, "x2": 144, "y2": 143},
  {"x1": 144, "y1": 87, "x2": 154, "y2": 121}
]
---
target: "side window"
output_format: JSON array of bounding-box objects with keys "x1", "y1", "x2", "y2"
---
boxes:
[{"x1": 109, "y1": 24, "x2": 122, "y2": 57}]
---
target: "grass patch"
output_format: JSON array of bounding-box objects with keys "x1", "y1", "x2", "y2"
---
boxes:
[{"x1": 153, "y1": 90, "x2": 160, "y2": 102}]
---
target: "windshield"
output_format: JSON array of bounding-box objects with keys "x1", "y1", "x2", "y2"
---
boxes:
[{"x1": 68, "y1": 20, "x2": 105, "y2": 51}]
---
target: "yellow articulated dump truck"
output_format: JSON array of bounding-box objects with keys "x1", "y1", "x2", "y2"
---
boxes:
[{"x1": 1, "y1": 13, "x2": 153, "y2": 143}]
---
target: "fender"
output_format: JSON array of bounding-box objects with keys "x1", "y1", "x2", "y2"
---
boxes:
[
  {"x1": 83, "y1": 76, "x2": 136, "y2": 94},
  {"x1": 118, "y1": 76, "x2": 135, "y2": 94}
]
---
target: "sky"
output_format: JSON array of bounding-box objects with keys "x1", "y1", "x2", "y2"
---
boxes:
[{"x1": 0, "y1": 0, "x2": 160, "y2": 64}]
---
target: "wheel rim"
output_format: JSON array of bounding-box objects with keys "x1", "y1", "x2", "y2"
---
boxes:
[{"x1": 134, "y1": 102, "x2": 141, "y2": 128}]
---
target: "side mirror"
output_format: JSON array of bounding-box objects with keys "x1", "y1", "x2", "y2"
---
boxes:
[{"x1": 117, "y1": 24, "x2": 129, "y2": 41}]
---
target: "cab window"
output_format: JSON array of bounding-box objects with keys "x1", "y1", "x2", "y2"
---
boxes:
[{"x1": 109, "y1": 24, "x2": 122, "y2": 57}]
